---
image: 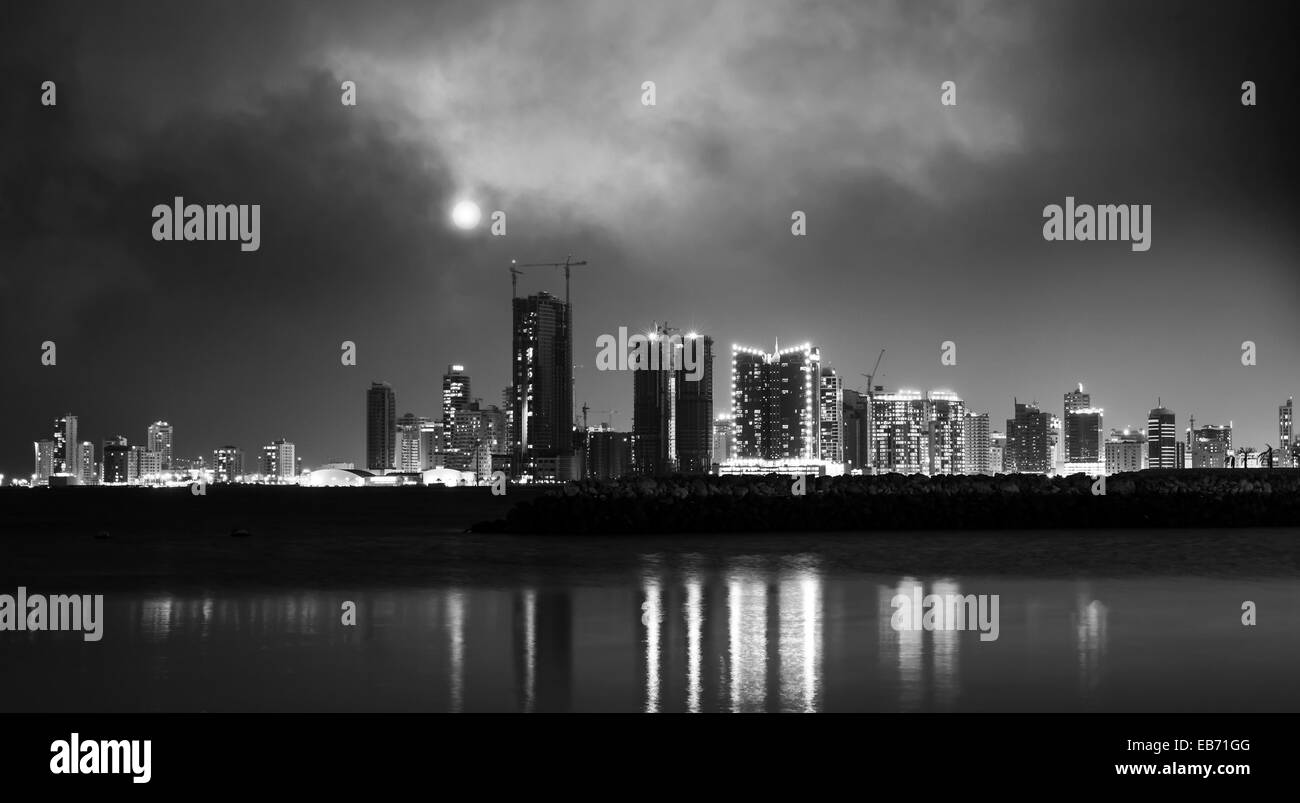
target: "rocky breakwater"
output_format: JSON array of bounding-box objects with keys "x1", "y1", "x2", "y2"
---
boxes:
[{"x1": 471, "y1": 469, "x2": 1300, "y2": 534}]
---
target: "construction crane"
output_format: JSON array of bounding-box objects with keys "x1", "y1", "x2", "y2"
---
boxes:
[
  {"x1": 581, "y1": 404, "x2": 618, "y2": 431},
  {"x1": 509, "y1": 255, "x2": 588, "y2": 306},
  {"x1": 861, "y1": 348, "x2": 886, "y2": 394}
]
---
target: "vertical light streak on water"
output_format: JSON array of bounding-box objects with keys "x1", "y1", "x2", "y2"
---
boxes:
[
  {"x1": 447, "y1": 589, "x2": 465, "y2": 713},
  {"x1": 931, "y1": 578, "x2": 961, "y2": 709},
  {"x1": 522, "y1": 588, "x2": 536, "y2": 713},
  {"x1": 727, "y1": 565, "x2": 767, "y2": 713},
  {"x1": 778, "y1": 559, "x2": 823, "y2": 712},
  {"x1": 684, "y1": 572, "x2": 703, "y2": 713},
  {"x1": 642, "y1": 575, "x2": 662, "y2": 713}
]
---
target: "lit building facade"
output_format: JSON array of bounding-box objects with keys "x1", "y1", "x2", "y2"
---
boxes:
[
  {"x1": 926, "y1": 391, "x2": 965, "y2": 475},
  {"x1": 451, "y1": 403, "x2": 508, "y2": 470},
  {"x1": 731, "y1": 342, "x2": 821, "y2": 462},
  {"x1": 711, "y1": 413, "x2": 736, "y2": 466},
  {"x1": 633, "y1": 327, "x2": 714, "y2": 475},
  {"x1": 33, "y1": 440, "x2": 54, "y2": 484},
  {"x1": 989, "y1": 430, "x2": 1006, "y2": 473},
  {"x1": 862, "y1": 391, "x2": 966, "y2": 476},
  {"x1": 214, "y1": 446, "x2": 244, "y2": 483},
  {"x1": 868, "y1": 391, "x2": 927, "y2": 474},
  {"x1": 962, "y1": 412, "x2": 992, "y2": 475},
  {"x1": 78, "y1": 442, "x2": 96, "y2": 485},
  {"x1": 442, "y1": 364, "x2": 471, "y2": 452},
  {"x1": 674, "y1": 334, "x2": 714, "y2": 474},
  {"x1": 510, "y1": 291, "x2": 574, "y2": 480},
  {"x1": 260, "y1": 438, "x2": 296, "y2": 480},
  {"x1": 134, "y1": 447, "x2": 163, "y2": 482},
  {"x1": 1146, "y1": 404, "x2": 1178, "y2": 469},
  {"x1": 147, "y1": 421, "x2": 174, "y2": 468},
  {"x1": 1063, "y1": 385, "x2": 1104, "y2": 475},
  {"x1": 1191, "y1": 424, "x2": 1232, "y2": 468},
  {"x1": 420, "y1": 420, "x2": 444, "y2": 470},
  {"x1": 396, "y1": 413, "x2": 428, "y2": 472},
  {"x1": 53, "y1": 414, "x2": 79, "y2": 476},
  {"x1": 1047, "y1": 414, "x2": 1063, "y2": 474},
  {"x1": 1006, "y1": 400, "x2": 1051, "y2": 474},
  {"x1": 818, "y1": 367, "x2": 844, "y2": 465},
  {"x1": 1105, "y1": 427, "x2": 1146, "y2": 474},
  {"x1": 1280, "y1": 397, "x2": 1294, "y2": 467}
]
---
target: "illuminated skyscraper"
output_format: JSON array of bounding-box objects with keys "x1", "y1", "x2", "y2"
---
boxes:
[
  {"x1": 133, "y1": 447, "x2": 162, "y2": 483},
  {"x1": 927, "y1": 391, "x2": 965, "y2": 475},
  {"x1": 674, "y1": 334, "x2": 714, "y2": 474},
  {"x1": 868, "y1": 391, "x2": 926, "y2": 473},
  {"x1": 511, "y1": 291, "x2": 574, "y2": 479},
  {"x1": 962, "y1": 412, "x2": 991, "y2": 475},
  {"x1": 1280, "y1": 397, "x2": 1294, "y2": 466},
  {"x1": 103, "y1": 442, "x2": 131, "y2": 484},
  {"x1": 52, "y1": 414, "x2": 78, "y2": 476},
  {"x1": 1146, "y1": 403, "x2": 1177, "y2": 469},
  {"x1": 866, "y1": 391, "x2": 965, "y2": 475},
  {"x1": 213, "y1": 446, "x2": 244, "y2": 483},
  {"x1": 33, "y1": 440, "x2": 54, "y2": 484},
  {"x1": 78, "y1": 442, "x2": 96, "y2": 485},
  {"x1": 366, "y1": 382, "x2": 397, "y2": 472},
  {"x1": 451, "y1": 403, "x2": 508, "y2": 470},
  {"x1": 1047, "y1": 414, "x2": 1063, "y2": 474},
  {"x1": 633, "y1": 327, "x2": 713, "y2": 475},
  {"x1": 1064, "y1": 383, "x2": 1090, "y2": 414},
  {"x1": 1063, "y1": 384, "x2": 1104, "y2": 475},
  {"x1": 259, "y1": 438, "x2": 296, "y2": 480},
  {"x1": 147, "y1": 421, "x2": 174, "y2": 469},
  {"x1": 420, "y1": 420, "x2": 444, "y2": 470},
  {"x1": 632, "y1": 335, "x2": 674, "y2": 476},
  {"x1": 990, "y1": 430, "x2": 1006, "y2": 473},
  {"x1": 731, "y1": 342, "x2": 822, "y2": 461},
  {"x1": 1006, "y1": 400, "x2": 1051, "y2": 474},
  {"x1": 396, "y1": 413, "x2": 428, "y2": 472},
  {"x1": 442, "y1": 364, "x2": 471, "y2": 452},
  {"x1": 819, "y1": 367, "x2": 844, "y2": 465}
]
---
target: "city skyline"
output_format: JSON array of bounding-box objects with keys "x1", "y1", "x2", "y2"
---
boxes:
[
  {"x1": 20, "y1": 354, "x2": 1295, "y2": 482},
  {"x1": 3, "y1": 1, "x2": 1298, "y2": 478}
]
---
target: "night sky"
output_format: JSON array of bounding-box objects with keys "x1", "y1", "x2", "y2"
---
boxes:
[{"x1": 2, "y1": 0, "x2": 1297, "y2": 477}]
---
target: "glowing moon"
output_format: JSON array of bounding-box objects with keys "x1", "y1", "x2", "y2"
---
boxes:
[{"x1": 451, "y1": 200, "x2": 482, "y2": 229}]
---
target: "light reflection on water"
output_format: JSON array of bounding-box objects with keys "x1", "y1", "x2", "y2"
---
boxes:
[{"x1": 1, "y1": 550, "x2": 1296, "y2": 712}]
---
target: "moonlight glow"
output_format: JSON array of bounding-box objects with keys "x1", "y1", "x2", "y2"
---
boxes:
[{"x1": 451, "y1": 200, "x2": 482, "y2": 229}]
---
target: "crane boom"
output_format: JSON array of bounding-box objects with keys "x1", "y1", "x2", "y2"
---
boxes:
[
  {"x1": 509, "y1": 256, "x2": 588, "y2": 306},
  {"x1": 861, "y1": 348, "x2": 886, "y2": 393}
]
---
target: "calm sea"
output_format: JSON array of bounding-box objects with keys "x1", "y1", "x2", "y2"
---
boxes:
[{"x1": 1, "y1": 529, "x2": 1296, "y2": 712}]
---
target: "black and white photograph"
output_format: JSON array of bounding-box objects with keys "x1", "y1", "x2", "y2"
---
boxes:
[{"x1": 1, "y1": 0, "x2": 1296, "y2": 788}]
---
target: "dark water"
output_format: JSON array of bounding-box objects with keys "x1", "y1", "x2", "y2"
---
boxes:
[{"x1": 1, "y1": 529, "x2": 1297, "y2": 712}]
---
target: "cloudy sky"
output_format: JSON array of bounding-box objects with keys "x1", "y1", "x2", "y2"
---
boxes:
[{"x1": 2, "y1": 0, "x2": 1297, "y2": 476}]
